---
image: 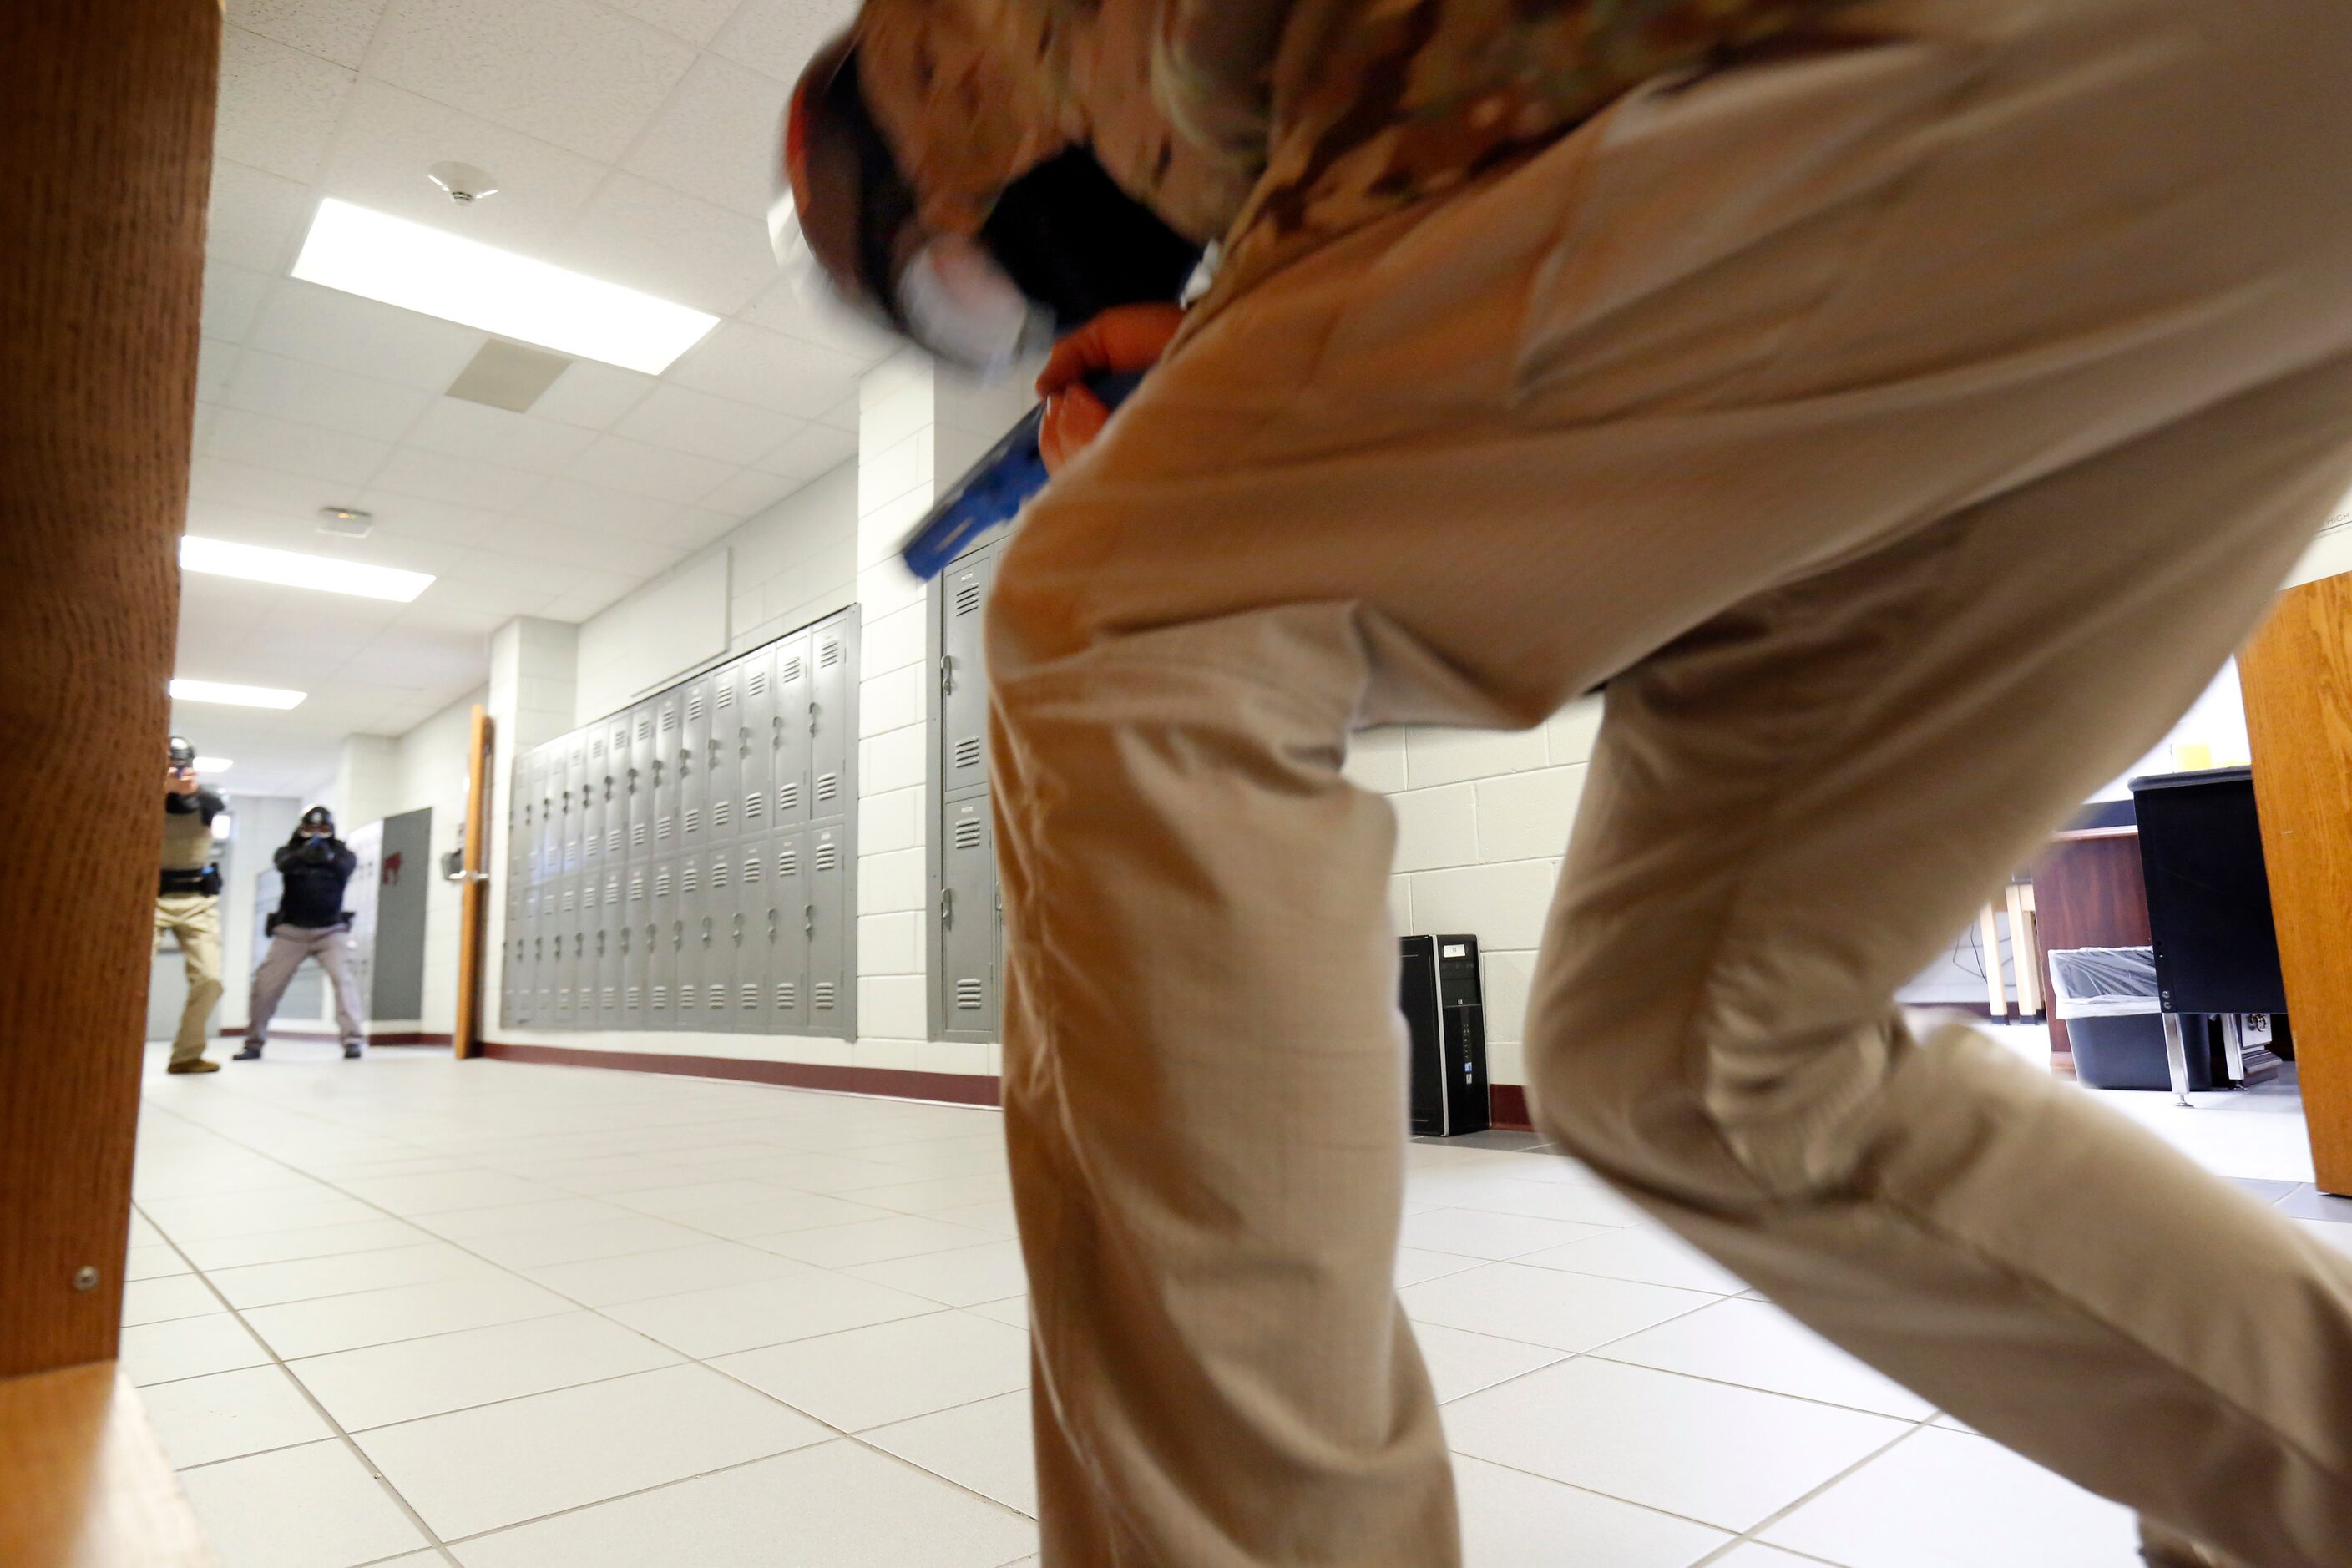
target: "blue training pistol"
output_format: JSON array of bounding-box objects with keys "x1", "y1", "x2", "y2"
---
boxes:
[{"x1": 894, "y1": 370, "x2": 1145, "y2": 581}]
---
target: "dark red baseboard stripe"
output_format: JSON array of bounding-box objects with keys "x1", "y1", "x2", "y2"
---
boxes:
[
  {"x1": 1488, "y1": 1084, "x2": 1533, "y2": 1131},
  {"x1": 220, "y1": 1027, "x2": 452, "y2": 1046},
  {"x1": 481, "y1": 1041, "x2": 1004, "y2": 1107}
]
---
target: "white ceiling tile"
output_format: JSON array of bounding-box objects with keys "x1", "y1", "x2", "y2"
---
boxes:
[
  {"x1": 527, "y1": 361, "x2": 657, "y2": 431},
  {"x1": 709, "y1": 0, "x2": 859, "y2": 83},
  {"x1": 221, "y1": 349, "x2": 435, "y2": 442},
  {"x1": 812, "y1": 389, "x2": 861, "y2": 433},
  {"x1": 553, "y1": 174, "x2": 775, "y2": 316},
  {"x1": 372, "y1": 445, "x2": 549, "y2": 511},
  {"x1": 513, "y1": 477, "x2": 685, "y2": 536},
  {"x1": 603, "y1": 0, "x2": 743, "y2": 46},
  {"x1": 321, "y1": 79, "x2": 610, "y2": 252},
  {"x1": 554, "y1": 533, "x2": 693, "y2": 579},
  {"x1": 667, "y1": 320, "x2": 867, "y2": 419},
  {"x1": 414, "y1": 574, "x2": 559, "y2": 618},
  {"x1": 215, "y1": 25, "x2": 355, "y2": 182},
  {"x1": 443, "y1": 546, "x2": 590, "y2": 597},
  {"x1": 740, "y1": 276, "x2": 900, "y2": 362},
  {"x1": 227, "y1": 0, "x2": 391, "y2": 69},
  {"x1": 185, "y1": 498, "x2": 471, "y2": 576},
  {"x1": 404, "y1": 397, "x2": 602, "y2": 474},
  {"x1": 205, "y1": 159, "x2": 316, "y2": 273},
  {"x1": 197, "y1": 341, "x2": 243, "y2": 402},
  {"x1": 245, "y1": 280, "x2": 491, "y2": 389},
  {"x1": 202, "y1": 260, "x2": 275, "y2": 341},
  {"x1": 749, "y1": 420, "x2": 855, "y2": 481},
  {"x1": 205, "y1": 407, "x2": 393, "y2": 485},
  {"x1": 569, "y1": 432, "x2": 737, "y2": 503},
  {"x1": 352, "y1": 487, "x2": 516, "y2": 546},
  {"x1": 190, "y1": 402, "x2": 220, "y2": 453},
  {"x1": 612, "y1": 383, "x2": 801, "y2": 465},
  {"x1": 190, "y1": 456, "x2": 348, "y2": 518},
  {"x1": 539, "y1": 568, "x2": 645, "y2": 622},
  {"x1": 621, "y1": 53, "x2": 788, "y2": 219},
  {"x1": 698, "y1": 467, "x2": 803, "y2": 517},
  {"x1": 369, "y1": 0, "x2": 695, "y2": 163}
]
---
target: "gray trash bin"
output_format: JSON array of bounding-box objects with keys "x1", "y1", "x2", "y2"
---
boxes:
[{"x1": 2048, "y1": 946, "x2": 2175, "y2": 1090}]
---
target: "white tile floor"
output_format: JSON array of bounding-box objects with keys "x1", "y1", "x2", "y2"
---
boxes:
[{"x1": 124, "y1": 1035, "x2": 2345, "y2": 1568}]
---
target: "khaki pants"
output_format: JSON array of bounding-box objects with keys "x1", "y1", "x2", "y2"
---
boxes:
[
  {"x1": 988, "y1": 0, "x2": 2352, "y2": 1562},
  {"x1": 152, "y1": 893, "x2": 221, "y2": 1068},
  {"x1": 247, "y1": 924, "x2": 367, "y2": 1050}
]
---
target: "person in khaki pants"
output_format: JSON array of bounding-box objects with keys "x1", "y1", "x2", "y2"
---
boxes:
[
  {"x1": 156, "y1": 736, "x2": 223, "y2": 1074},
  {"x1": 791, "y1": 0, "x2": 2352, "y2": 1562}
]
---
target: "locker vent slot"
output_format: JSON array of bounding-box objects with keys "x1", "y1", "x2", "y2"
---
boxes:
[
  {"x1": 953, "y1": 818, "x2": 984, "y2": 851},
  {"x1": 711, "y1": 861, "x2": 731, "y2": 889},
  {"x1": 605, "y1": 883, "x2": 620, "y2": 906},
  {"x1": 708, "y1": 990, "x2": 727, "y2": 1011},
  {"x1": 688, "y1": 693, "x2": 706, "y2": 720},
  {"x1": 741, "y1": 857, "x2": 763, "y2": 883},
  {"x1": 682, "y1": 866, "x2": 701, "y2": 894},
  {"x1": 819, "y1": 640, "x2": 842, "y2": 668},
  {"x1": 749, "y1": 670, "x2": 770, "y2": 696},
  {"x1": 661, "y1": 710, "x2": 677, "y2": 732},
  {"x1": 717, "y1": 683, "x2": 736, "y2": 710},
  {"x1": 953, "y1": 736, "x2": 983, "y2": 770},
  {"x1": 777, "y1": 783, "x2": 800, "y2": 811},
  {"x1": 776, "y1": 982, "x2": 797, "y2": 1008},
  {"x1": 816, "y1": 773, "x2": 839, "y2": 803},
  {"x1": 781, "y1": 656, "x2": 804, "y2": 683},
  {"x1": 776, "y1": 848, "x2": 800, "y2": 876},
  {"x1": 955, "y1": 978, "x2": 984, "y2": 1010},
  {"x1": 954, "y1": 582, "x2": 982, "y2": 617},
  {"x1": 603, "y1": 987, "x2": 617, "y2": 1008},
  {"x1": 637, "y1": 718, "x2": 652, "y2": 740},
  {"x1": 684, "y1": 807, "x2": 701, "y2": 833},
  {"x1": 655, "y1": 871, "x2": 672, "y2": 897},
  {"x1": 813, "y1": 845, "x2": 840, "y2": 873},
  {"x1": 740, "y1": 983, "x2": 761, "y2": 1008},
  {"x1": 745, "y1": 792, "x2": 765, "y2": 821},
  {"x1": 628, "y1": 876, "x2": 645, "y2": 903},
  {"x1": 625, "y1": 986, "x2": 640, "y2": 1008},
  {"x1": 658, "y1": 815, "x2": 675, "y2": 842},
  {"x1": 713, "y1": 801, "x2": 731, "y2": 828},
  {"x1": 652, "y1": 985, "x2": 669, "y2": 1007},
  {"x1": 591, "y1": 741, "x2": 604, "y2": 761},
  {"x1": 631, "y1": 823, "x2": 648, "y2": 847},
  {"x1": 813, "y1": 982, "x2": 837, "y2": 1010},
  {"x1": 606, "y1": 829, "x2": 622, "y2": 854},
  {"x1": 680, "y1": 984, "x2": 697, "y2": 1009}
]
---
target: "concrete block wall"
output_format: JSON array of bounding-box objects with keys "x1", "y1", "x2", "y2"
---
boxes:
[{"x1": 1343, "y1": 695, "x2": 1603, "y2": 1087}]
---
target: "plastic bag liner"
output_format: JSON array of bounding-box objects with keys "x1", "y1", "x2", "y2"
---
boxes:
[{"x1": 2047, "y1": 946, "x2": 2162, "y2": 1019}]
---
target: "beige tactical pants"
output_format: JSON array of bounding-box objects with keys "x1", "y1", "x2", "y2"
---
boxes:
[
  {"x1": 988, "y1": 0, "x2": 2352, "y2": 1562},
  {"x1": 153, "y1": 893, "x2": 222, "y2": 1068},
  {"x1": 247, "y1": 925, "x2": 367, "y2": 1050}
]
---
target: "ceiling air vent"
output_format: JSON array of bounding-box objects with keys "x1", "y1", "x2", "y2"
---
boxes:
[{"x1": 447, "y1": 339, "x2": 573, "y2": 413}]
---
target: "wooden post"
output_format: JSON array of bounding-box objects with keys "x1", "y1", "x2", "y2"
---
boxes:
[
  {"x1": 453, "y1": 705, "x2": 495, "y2": 1059},
  {"x1": 0, "y1": 0, "x2": 219, "y2": 1377},
  {"x1": 2240, "y1": 575, "x2": 2352, "y2": 1195}
]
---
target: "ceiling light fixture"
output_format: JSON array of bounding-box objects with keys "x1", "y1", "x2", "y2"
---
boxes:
[
  {"x1": 170, "y1": 679, "x2": 306, "y2": 711},
  {"x1": 192, "y1": 756, "x2": 234, "y2": 773},
  {"x1": 291, "y1": 198, "x2": 719, "y2": 374},
  {"x1": 181, "y1": 535, "x2": 432, "y2": 602}
]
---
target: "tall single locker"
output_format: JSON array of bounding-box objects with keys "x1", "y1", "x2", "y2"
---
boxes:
[
  {"x1": 938, "y1": 553, "x2": 994, "y2": 798},
  {"x1": 768, "y1": 831, "x2": 809, "y2": 1030},
  {"x1": 808, "y1": 823, "x2": 847, "y2": 1028},
  {"x1": 583, "y1": 729, "x2": 609, "y2": 874},
  {"x1": 732, "y1": 836, "x2": 773, "y2": 1030},
  {"x1": 773, "y1": 634, "x2": 812, "y2": 829},
  {"x1": 653, "y1": 694, "x2": 681, "y2": 856},
  {"x1": 647, "y1": 856, "x2": 678, "y2": 1027},
  {"x1": 602, "y1": 715, "x2": 631, "y2": 862},
  {"x1": 939, "y1": 796, "x2": 998, "y2": 1031},
  {"x1": 596, "y1": 865, "x2": 624, "y2": 1025},
  {"x1": 620, "y1": 857, "x2": 650, "y2": 1028},
  {"x1": 701, "y1": 846, "x2": 738, "y2": 1030},
  {"x1": 811, "y1": 625, "x2": 851, "y2": 820},
  {"x1": 680, "y1": 674, "x2": 712, "y2": 850},
  {"x1": 708, "y1": 665, "x2": 742, "y2": 845},
  {"x1": 562, "y1": 734, "x2": 589, "y2": 877},
  {"x1": 626, "y1": 701, "x2": 658, "y2": 858},
  {"x1": 736, "y1": 648, "x2": 775, "y2": 841},
  {"x1": 675, "y1": 852, "x2": 706, "y2": 1016}
]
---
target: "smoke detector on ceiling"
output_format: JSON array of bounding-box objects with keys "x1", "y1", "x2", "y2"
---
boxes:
[
  {"x1": 317, "y1": 506, "x2": 373, "y2": 538},
  {"x1": 427, "y1": 161, "x2": 501, "y2": 204}
]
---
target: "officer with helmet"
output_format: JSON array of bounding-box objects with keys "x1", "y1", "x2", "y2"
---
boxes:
[
  {"x1": 237, "y1": 805, "x2": 367, "y2": 1060},
  {"x1": 156, "y1": 735, "x2": 226, "y2": 1074}
]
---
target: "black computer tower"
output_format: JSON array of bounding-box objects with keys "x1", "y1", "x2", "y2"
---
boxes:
[
  {"x1": 1400, "y1": 934, "x2": 1490, "y2": 1136},
  {"x1": 2129, "y1": 767, "x2": 2289, "y2": 1016}
]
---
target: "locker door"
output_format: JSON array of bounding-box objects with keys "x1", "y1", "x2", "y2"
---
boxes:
[
  {"x1": 551, "y1": 875, "x2": 578, "y2": 1025},
  {"x1": 653, "y1": 694, "x2": 682, "y2": 855},
  {"x1": 583, "y1": 731, "x2": 608, "y2": 873},
  {"x1": 772, "y1": 635, "x2": 811, "y2": 830},
  {"x1": 535, "y1": 878, "x2": 559, "y2": 1023},
  {"x1": 708, "y1": 664, "x2": 742, "y2": 846},
  {"x1": 808, "y1": 823, "x2": 848, "y2": 1034},
  {"x1": 604, "y1": 716, "x2": 631, "y2": 862},
  {"x1": 733, "y1": 835, "x2": 773, "y2": 1032},
  {"x1": 735, "y1": 648, "x2": 775, "y2": 843},
  {"x1": 627, "y1": 701, "x2": 658, "y2": 859},
  {"x1": 675, "y1": 852, "x2": 705, "y2": 1017},
  {"x1": 938, "y1": 553, "x2": 994, "y2": 799},
  {"x1": 702, "y1": 847, "x2": 738, "y2": 1030},
  {"x1": 647, "y1": 856, "x2": 678, "y2": 1028},
  {"x1": 597, "y1": 867, "x2": 624, "y2": 1025},
  {"x1": 563, "y1": 736, "x2": 589, "y2": 876},
  {"x1": 939, "y1": 796, "x2": 997, "y2": 1030},
  {"x1": 620, "y1": 857, "x2": 650, "y2": 1028},
  {"x1": 769, "y1": 831, "x2": 809, "y2": 1032},
  {"x1": 680, "y1": 676, "x2": 711, "y2": 850},
  {"x1": 536, "y1": 748, "x2": 561, "y2": 893},
  {"x1": 811, "y1": 621, "x2": 852, "y2": 822}
]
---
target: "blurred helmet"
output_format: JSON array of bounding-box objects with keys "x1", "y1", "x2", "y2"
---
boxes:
[
  {"x1": 168, "y1": 735, "x2": 197, "y2": 767},
  {"x1": 299, "y1": 805, "x2": 336, "y2": 836}
]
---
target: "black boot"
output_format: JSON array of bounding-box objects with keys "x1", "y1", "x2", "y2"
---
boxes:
[
  {"x1": 232, "y1": 1041, "x2": 263, "y2": 1061},
  {"x1": 342, "y1": 1042, "x2": 364, "y2": 1060}
]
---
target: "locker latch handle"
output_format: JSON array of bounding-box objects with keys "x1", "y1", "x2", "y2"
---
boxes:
[
  {"x1": 670, "y1": 921, "x2": 683, "y2": 949},
  {"x1": 807, "y1": 701, "x2": 819, "y2": 736},
  {"x1": 939, "y1": 887, "x2": 953, "y2": 928},
  {"x1": 803, "y1": 903, "x2": 814, "y2": 937},
  {"x1": 766, "y1": 908, "x2": 778, "y2": 939},
  {"x1": 940, "y1": 654, "x2": 954, "y2": 695},
  {"x1": 700, "y1": 918, "x2": 711, "y2": 947},
  {"x1": 731, "y1": 913, "x2": 744, "y2": 946}
]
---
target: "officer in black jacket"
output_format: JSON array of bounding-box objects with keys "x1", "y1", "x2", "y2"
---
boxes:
[
  {"x1": 157, "y1": 735, "x2": 227, "y2": 1074},
  {"x1": 236, "y1": 806, "x2": 367, "y2": 1060}
]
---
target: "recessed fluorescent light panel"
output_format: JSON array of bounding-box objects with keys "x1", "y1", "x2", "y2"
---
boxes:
[
  {"x1": 292, "y1": 198, "x2": 720, "y2": 374},
  {"x1": 170, "y1": 679, "x2": 306, "y2": 711},
  {"x1": 192, "y1": 756, "x2": 234, "y2": 773},
  {"x1": 181, "y1": 536, "x2": 433, "y2": 603}
]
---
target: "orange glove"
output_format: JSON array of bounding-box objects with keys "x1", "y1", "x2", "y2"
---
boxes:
[{"x1": 1036, "y1": 302, "x2": 1185, "y2": 474}]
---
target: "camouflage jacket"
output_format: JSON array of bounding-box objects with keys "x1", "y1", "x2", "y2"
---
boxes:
[{"x1": 854, "y1": 0, "x2": 1847, "y2": 316}]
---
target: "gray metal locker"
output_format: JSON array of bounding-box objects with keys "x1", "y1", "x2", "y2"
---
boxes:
[
  {"x1": 768, "y1": 831, "x2": 809, "y2": 1031},
  {"x1": 773, "y1": 634, "x2": 811, "y2": 829},
  {"x1": 550, "y1": 873, "x2": 578, "y2": 1025},
  {"x1": 653, "y1": 694, "x2": 681, "y2": 855},
  {"x1": 732, "y1": 834, "x2": 774, "y2": 1031},
  {"x1": 603, "y1": 716, "x2": 631, "y2": 862},
  {"x1": 596, "y1": 866, "x2": 624, "y2": 1025},
  {"x1": 647, "y1": 856, "x2": 678, "y2": 1028},
  {"x1": 680, "y1": 675, "x2": 712, "y2": 851},
  {"x1": 673, "y1": 852, "x2": 702, "y2": 1016},
  {"x1": 562, "y1": 735, "x2": 589, "y2": 876},
  {"x1": 583, "y1": 730, "x2": 609, "y2": 873},
  {"x1": 939, "y1": 795, "x2": 999, "y2": 1033},
  {"x1": 709, "y1": 664, "x2": 742, "y2": 846},
  {"x1": 621, "y1": 857, "x2": 650, "y2": 1027},
  {"x1": 735, "y1": 648, "x2": 775, "y2": 841},
  {"x1": 537, "y1": 746, "x2": 561, "y2": 889},
  {"x1": 702, "y1": 846, "x2": 740, "y2": 1030},
  {"x1": 938, "y1": 553, "x2": 994, "y2": 800},
  {"x1": 627, "y1": 701, "x2": 657, "y2": 858},
  {"x1": 811, "y1": 626, "x2": 851, "y2": 820},
  {"x1": 808, "y1": 823, "x2": 847, "y2": 1030}
]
